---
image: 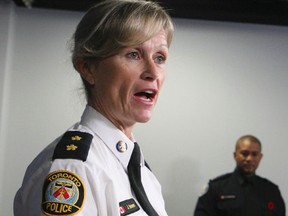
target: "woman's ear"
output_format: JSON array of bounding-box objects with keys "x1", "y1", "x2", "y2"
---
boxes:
[{"x1": 75, "y1": 58, "x2": 95, "y2": 85}]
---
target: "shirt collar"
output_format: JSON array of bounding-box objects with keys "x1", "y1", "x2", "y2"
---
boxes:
[
  {"x1": 80, "y1": 105, "x2": 140, "y2": 171},
  {"x1": 234, "y1": 168, "x2": 256, "y2": 185}
]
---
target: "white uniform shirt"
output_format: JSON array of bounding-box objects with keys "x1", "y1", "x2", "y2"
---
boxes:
[{"x1": 14, "y1": 105, "x2": 168, "y2": 216}]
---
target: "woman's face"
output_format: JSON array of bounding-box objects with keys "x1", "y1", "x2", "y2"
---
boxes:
[{"x1": 88, "y1": 30, "x2": 168, "y2": 132}]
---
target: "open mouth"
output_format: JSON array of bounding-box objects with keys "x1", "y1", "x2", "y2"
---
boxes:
[{"x1": 134, "y1": 90, "x2": 156, "y2": 101}]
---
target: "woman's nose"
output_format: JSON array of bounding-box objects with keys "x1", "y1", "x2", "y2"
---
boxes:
[{"x1": 140, "y1": 59, "x2": 159, "y2": 81}]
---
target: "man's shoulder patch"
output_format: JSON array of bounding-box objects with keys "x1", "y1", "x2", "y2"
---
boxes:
[
  {"x1": 53, "y1": 131, "x2": 93, "y2": 161},
  {"x1": 42, "y1": 170, "x2": 85, "y2": 215}
]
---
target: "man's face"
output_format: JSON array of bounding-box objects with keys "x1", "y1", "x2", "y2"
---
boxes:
[{"x1": 234, "y1": 139, "x2": 263, "y2": 176}]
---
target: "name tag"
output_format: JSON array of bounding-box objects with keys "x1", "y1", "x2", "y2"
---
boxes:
[
  {"x1": 119, "y1": 198, "x2": 140, "y2": 215},
  {"x1": 219, "y1": 195, "x2": 236, "y2": 200}
]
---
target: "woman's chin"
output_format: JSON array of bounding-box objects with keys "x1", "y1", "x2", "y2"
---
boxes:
[{"x1": 135, "y1": 112, "x2": 153, "y2": 123}]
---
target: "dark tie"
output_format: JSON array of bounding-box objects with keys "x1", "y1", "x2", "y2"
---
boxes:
[
  {"x1": 243, "y1": 179, "x2": 260, "y2": 216},
  {"x1": 127, "y1": 142, "x2": 159, "y2": 216}
]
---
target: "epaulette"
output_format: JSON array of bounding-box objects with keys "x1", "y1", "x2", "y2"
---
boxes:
[
  {"x1": 256, "y1": 175, "x2": 278, "y2": 187},
  {"x1": 210, "y1": 173, "x2": 232, "y2": 183},
  {"x1": 52, "y1": 131, "x2": 93, "y2": 162}
]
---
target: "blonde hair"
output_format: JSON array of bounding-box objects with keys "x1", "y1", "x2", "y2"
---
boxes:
[{"x1": 71, "y1": 0, "x2": 174, "y2": 69}]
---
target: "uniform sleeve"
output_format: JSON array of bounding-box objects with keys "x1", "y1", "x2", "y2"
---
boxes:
[
  {"x1": 275, "y1": 185, "x2": 286, "y2": 216},
  {"x1": 194, "y1": 182, "x2": 219, "y2": 216},
  {"x1": 41, "y1": 159, "x2": 120, "y2": 216},
  {"x1": 40, "y1": 131, "x2": 105, "y2": 215},
  {"x1": 14, "y1": 130, "x2": 121, "y2": 216}
]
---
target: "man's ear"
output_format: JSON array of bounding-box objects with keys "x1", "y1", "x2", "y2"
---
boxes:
[
  {"x1": 259, "y1": 153, "x2": 263, "y2": 161},
  {"x1": 75, "y1": 58, "x2": 95, "y2": 85},
  {"x1": 233, "y1": 152, "x2": 236, "y2": 160}
]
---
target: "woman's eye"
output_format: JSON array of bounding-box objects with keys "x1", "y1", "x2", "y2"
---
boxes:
[
  {"x1": 155, "y1": 55, "x2": 166, "y2": 64},
  {"x1": 127, "y1": 52, "x2": 140, "y2": 60}
]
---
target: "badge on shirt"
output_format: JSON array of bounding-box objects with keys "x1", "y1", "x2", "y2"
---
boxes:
[
  {"x1": 219, "y1": 195, "x2": 237, "y2": 200},
  {"x1": 119, "y1": 198, "x2": 140, "y2": 215},
  {"x1": 42, "y1": 170, "x2": 85, "y2": 215}
]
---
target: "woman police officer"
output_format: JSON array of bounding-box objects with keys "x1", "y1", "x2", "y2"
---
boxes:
[{"x1": 14, "y1": 0, "x2": 174, "y2": 215}]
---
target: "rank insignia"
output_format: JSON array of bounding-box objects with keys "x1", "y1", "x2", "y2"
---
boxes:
[
  {"x1": 42, "y1": 170, "x2": 85, "y2": 216},
  {"x1": 53, "y1": 131, "x2": 93, "y2": 161}
]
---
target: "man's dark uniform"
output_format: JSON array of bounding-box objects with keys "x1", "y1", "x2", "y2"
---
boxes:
[{"x1": 194, "y1": 169, "x2": 286, "y2": 216}]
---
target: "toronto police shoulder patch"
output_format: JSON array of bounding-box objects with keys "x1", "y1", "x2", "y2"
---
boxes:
[
  {"x1": 53, "y1": 131, "x2": 93, "y2": 161},
  {"x1": 42, "y1": 170, "x2": 85, "y2": 216}
]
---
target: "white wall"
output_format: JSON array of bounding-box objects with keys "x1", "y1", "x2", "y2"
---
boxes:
[
  {"x1": 1, "y1": 2, "x2": 287, "y2": 215},
  {"x1": 0, "y1": 0, "x2": 14, "y2": 212}
]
